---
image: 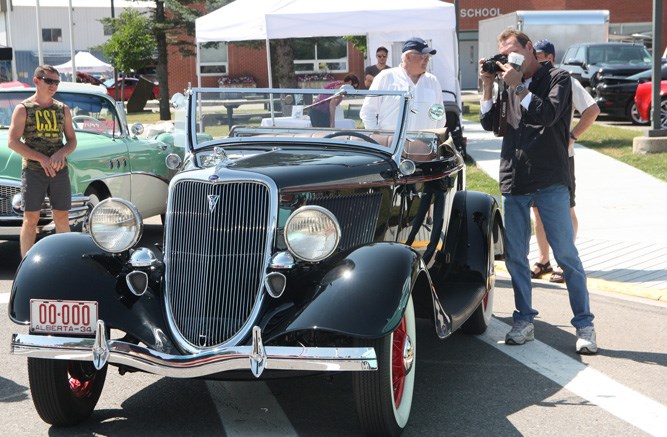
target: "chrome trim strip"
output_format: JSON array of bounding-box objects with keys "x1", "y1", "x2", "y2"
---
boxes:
[{"x1": 10, "y1": 332, "x2": 378, "y2": 378}]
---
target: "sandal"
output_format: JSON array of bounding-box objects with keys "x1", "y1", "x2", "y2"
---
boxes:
[
  {"x1": 531, "y1": 261, "x2": 553, "y2": 279},
  {"x1": 549, "y1": 268, "x2": 565, "y2": 283}
]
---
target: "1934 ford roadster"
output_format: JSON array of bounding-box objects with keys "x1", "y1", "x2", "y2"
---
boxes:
[{"x1": 9, "y1": 86, "x2": 503, "y2": 435}]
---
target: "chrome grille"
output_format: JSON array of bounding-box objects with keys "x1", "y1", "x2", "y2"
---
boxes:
[
  {"x1": 164, "y1": 180, "x2": 271, "y2": 349},
  {"x1": 0, "y1": 185, "x2": 21, "y2": 216},
  {"x1": 308, "y1": 192, "x2": 382, "y2": 250}
]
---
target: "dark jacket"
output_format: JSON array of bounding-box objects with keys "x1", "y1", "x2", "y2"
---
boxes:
[{"x1": 481, "y1": 61, "x2": 572, "y2": 194}]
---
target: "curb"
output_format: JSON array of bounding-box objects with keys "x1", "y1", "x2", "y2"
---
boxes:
[{"x1": 494, "y1": 261, "x2": 666, "y2": 302}]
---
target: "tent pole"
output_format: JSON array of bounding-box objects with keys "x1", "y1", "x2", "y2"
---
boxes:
[
  {"x1": 196, "y1": 42, "x2": 202, "y2": 88},
  {"x1": 266, "y1": 37, "x2": 276, "y2": 125},
  {"x1": 68, "y1": 0, "x2": 76, "y2": 82}
]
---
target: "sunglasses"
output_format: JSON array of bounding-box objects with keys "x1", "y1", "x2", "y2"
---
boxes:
[
  {"x1": 38, "y1": 77, "x2": 61, "y2": 86},
  {"x1": 377, "y1": 54, "x2": 387, "y2": 58}
]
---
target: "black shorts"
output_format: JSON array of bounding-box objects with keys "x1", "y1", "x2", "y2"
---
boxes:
[
  {"x1": 21, "y1": 167, "x2": 71, "y2": 212},
  {"x1": 569, "y1": 157, "x2": 576, "y2": 208}
]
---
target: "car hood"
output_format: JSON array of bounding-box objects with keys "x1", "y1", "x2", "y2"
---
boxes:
[
  {"x1": 597, "y1": 64, "x2": 651, "y2": 76},
  {"x1": 184, "y1": 148, "x2": 396, "y2": 191}
]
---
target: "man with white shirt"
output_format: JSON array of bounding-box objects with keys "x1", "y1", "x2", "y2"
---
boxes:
[
  {"x1": 530, "y1": 39, "x2": 601, "y2": 284},
  {"x1": 360, "y1": 37, "x2": 444, "y2": 131}
]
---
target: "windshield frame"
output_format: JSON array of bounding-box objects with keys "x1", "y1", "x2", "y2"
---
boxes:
[{"x1": 182, "y1": 87, "x2": 429, "y2": 166}]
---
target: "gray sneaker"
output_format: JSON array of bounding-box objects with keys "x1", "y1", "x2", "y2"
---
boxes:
[
  {"x1": 576, "y1": 326, "x2": 598, "y2": 354},
  {"x1": 505, "y1": 320, "x2": 535, "y2": 345}
]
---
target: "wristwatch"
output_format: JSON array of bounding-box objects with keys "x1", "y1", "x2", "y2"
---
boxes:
[
  {"x1": 570, "y1": 132, "x2": 578, "y2": 141},
  {"x1": 515, "y1": 84, "x2": 526, "y2": 94}
]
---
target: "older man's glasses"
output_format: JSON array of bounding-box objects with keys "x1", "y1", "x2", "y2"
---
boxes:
[
  {"x1": 409, "y1": 52, "x2": 431, "y2": 60},
  {"x1": 38, "y1": 77, "x2": 61, "y2": 86}
]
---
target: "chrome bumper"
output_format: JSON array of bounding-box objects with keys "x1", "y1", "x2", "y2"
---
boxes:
[{"x1": 11, "y1": 320, "x2": 377, "y2": 378}]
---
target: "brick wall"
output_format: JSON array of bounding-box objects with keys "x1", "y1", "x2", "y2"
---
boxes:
[
  {"x1": 458, "y1": 0, "x2": 666, "y2": 54},
  {"x1": 167, "y1": 39, "x2": 365, "y2": 93}
]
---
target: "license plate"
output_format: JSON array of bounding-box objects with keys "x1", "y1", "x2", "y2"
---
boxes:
[{"x1": 30, "y1": 300, "x2": 98, "y2": 335}]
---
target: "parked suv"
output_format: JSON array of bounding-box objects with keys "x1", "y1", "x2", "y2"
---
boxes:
[{"x1": 560, "y1": 42, "x2": 651, "y2": 93}]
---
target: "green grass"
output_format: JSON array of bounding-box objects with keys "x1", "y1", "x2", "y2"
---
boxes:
[
  {"x1": 462, "y1": 100, "x2": 667, "y2": 182},
  {"x1": 577, "y1": 124, "x2": 667, "y2": 182},
  {"x1": 126, "y1": 111, "x2": 163, "y2": 125},
  {"x1": 465, "y1": 156, "x2": 500, "y2": 198}
]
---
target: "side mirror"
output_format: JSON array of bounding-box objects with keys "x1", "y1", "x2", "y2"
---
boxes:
[
  {"x1": 131, "y1": 123, "x2": 144, "y2": 137},
  {"x1": 564, "y1": 59, "x2": 584, "y2": 67},
  {"x1": 170, "y1": 93, "x2": 186, "y2": 110}
]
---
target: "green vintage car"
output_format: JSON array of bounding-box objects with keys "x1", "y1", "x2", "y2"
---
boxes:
[{"x1": 0, "y1": 82, "x2": 175, "y2": 238}]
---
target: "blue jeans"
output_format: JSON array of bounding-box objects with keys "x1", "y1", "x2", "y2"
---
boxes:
[{"x1": 502, "y1": 184, "x2": 594, "y2": 328}]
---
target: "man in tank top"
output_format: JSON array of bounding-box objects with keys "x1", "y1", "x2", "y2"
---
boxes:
[{"x1": 8, "y1": 65, "x2": 77, "y2": 257}]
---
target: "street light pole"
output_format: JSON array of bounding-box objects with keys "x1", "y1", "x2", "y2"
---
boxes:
[
  {"x1": 35, "y1": 0, "x2": 44, "y2": 66},
  {"x1": 111, "y1": 0, "x2": 118, "y2": 101},
  {"x1": 650, "y1": 0, "x2": 663, "y2": 132}
]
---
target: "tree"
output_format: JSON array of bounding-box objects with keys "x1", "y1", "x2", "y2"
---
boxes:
[
  {"x1": 100, "y1": 1, "x2": 229, "y2": 120},
  {"x1": 154, "y1": 1, "x2": 231, "y2": 120},
  {"x1": 98, "y1": 10, "x2": 156, "y2": 74}
]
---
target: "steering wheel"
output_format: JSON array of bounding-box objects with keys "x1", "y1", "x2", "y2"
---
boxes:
[
  {"x1": 72, "y1": 115, "x2": 109, "y2": 134},
  {"x1": 322, "y1": 130, "x2": 379, "y2": 144}
]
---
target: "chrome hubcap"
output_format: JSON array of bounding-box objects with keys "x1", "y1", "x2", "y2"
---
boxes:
[{"x1": 402, "y1": 334, "x2": 414, "y2": 375}]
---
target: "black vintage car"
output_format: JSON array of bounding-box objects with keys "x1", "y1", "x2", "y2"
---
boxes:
[
  {"x1": 595, "y1": 65, "x2": 667, "y2": 124},
  {"x1": 9, "y1": 86, "x2": 504, "y2": 435}
]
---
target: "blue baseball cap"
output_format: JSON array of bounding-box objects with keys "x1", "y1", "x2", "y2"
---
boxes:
[
  {"x1": 534, "y1": 39, "x2": 555, "y2": 56},
  {"x1": 402, "y1": 37, "x2": 437, "y2": 55}
]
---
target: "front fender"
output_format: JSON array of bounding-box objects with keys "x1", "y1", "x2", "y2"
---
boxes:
[
  {"x1": 275, "y1": 243, "x2": 424, "y2": 339},
  {"x1": 9, "y1": 233, "x2": 176, "y2": 353},
  {"x1": 435, "y1": 190, "x2": 502, "y2": 285}
]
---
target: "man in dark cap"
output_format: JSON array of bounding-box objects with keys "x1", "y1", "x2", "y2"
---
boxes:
[{"x1": 360, "y1": 37, "x2": 445, "y2": 131}]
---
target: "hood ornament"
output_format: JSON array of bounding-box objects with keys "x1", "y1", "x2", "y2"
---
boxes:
[{"x1": 207, "y1": 194, "x2": 219, "y2": 213}]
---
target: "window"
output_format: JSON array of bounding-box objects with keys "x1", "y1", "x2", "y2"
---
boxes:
[
  {"x1": 293, "y1": 37, "x2": 348, "y2": 73},
  {"x1": 103, "y1": 22, "x2": 114, "y2": 36},
  {"x1": 42, "y1": 28, "x2": 62, "y2": 43},
  {"x1": 200, "y1": 42, "x2": 228, "y2": 76}
]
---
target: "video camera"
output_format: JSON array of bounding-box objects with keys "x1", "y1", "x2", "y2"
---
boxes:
[{"x1": 481, "y1": 54, "x2": 508, "y2": 74}]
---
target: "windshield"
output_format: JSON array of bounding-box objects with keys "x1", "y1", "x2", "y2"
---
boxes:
[
  {"x1": 588, "y1": 45, "x2": 651, "y2": 65},
  {"x1": 180, "y1": 87, "x2": 447, "y2": 159},
  {"x1": 0, "y1": 90, "x2": 122, "y2": 135}
]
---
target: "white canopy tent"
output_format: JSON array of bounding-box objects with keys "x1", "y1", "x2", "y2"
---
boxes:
[
  {"x1": 195, "y1": 0, "x2": 460, "y2": 99},
  {"x1": 54, "y1": 51, "x2": 113, "y2": 74}
]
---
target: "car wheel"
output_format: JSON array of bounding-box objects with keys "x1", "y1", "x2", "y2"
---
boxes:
[
  {"x1": 661, "y1": 97, "x2": 667, "y2": 129},
  {"x1": 460, "y1": 218, "x2": 497, "y2": 335},
  {"x1": 72, "y1": 187, "x2": 106, "y2": 232},
  {"x1": 85, "y1": 187, "x2": 106, "y2": 210},
  {"x1": 627, "y1": 101, "x2": 649, "y2": 125},
  {"x1": 353, "y1": 295, "x2": 415, "y2": 436},
  {"x1": 28, "y1": 358, "x2": 108, "y2": 426}
]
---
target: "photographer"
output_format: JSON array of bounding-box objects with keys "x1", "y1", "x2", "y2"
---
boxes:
[{"x1": 479, "y1": 29, "x2": 597, "y2": 354}]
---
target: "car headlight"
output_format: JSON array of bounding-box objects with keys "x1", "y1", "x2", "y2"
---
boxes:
[
  {"x1": 89, "y1": 198, "x2": 143, "y2": 253},
  {"x1": 284, "y1": 206, "x2": 340, "y2": 262}
]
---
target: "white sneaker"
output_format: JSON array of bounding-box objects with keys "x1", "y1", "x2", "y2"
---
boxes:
[
  {"x1": 505, "y1": 320, "x2": 534, "y2": 345},
  {"x1": 576, "y1": 326, "x2": 598, "y2": 354}
]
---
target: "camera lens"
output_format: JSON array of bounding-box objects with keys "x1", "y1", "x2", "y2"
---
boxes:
[{"x1": 482, "y1": 59, "x2": 498, "y2": 73}]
